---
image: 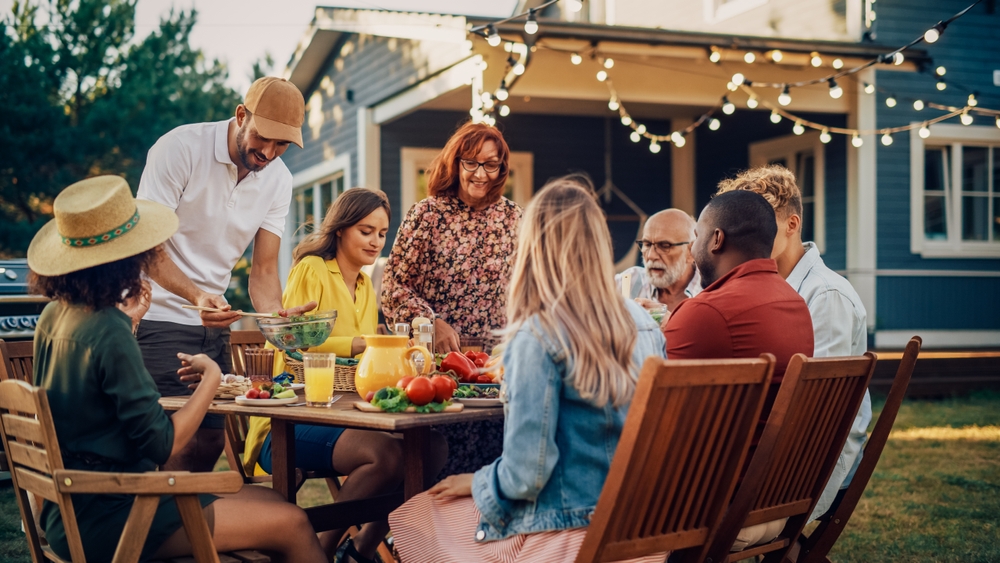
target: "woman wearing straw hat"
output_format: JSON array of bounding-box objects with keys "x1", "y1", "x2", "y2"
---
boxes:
[{"x1": 27, "y1": 176, "x2": 326, "y2": 562}]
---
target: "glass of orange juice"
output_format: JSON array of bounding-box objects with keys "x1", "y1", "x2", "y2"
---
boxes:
[{"x1": 303, "y1": 352, "x2": 336, "y2": 407}]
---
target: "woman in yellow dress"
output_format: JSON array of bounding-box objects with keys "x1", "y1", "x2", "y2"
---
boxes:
[{"x1": 243, "y1": 188, "x2": 447, "y2": 563}]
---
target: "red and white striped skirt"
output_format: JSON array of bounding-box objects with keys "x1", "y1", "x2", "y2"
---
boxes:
[{"x1": 389, "y1": 492, "x2": 669, "y2": 563}]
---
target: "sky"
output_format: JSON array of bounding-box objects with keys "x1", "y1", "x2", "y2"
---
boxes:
[{"x1": 1, "y1": 0, "x2": 518, "y2": 94}]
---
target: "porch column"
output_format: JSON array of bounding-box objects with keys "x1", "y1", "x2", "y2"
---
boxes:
[
  {"x1": 846, "y1": 68, "x2": 877, "y2": 332},
  {"x1": 671, "y1": 117, "x2": 696, "y2": 215},
  {"x1": 357, "y1": 107, "x2": 381, "y2": 190}
]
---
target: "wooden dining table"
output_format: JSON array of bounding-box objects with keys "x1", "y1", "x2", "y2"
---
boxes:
[{"x1": 159, "y1": 393, "x2": 504, "y2": 531}]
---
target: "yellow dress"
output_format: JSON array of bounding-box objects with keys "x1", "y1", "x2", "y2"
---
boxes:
[{"x1": 243, "y1": 255, "x2": 378, "y2": 475}]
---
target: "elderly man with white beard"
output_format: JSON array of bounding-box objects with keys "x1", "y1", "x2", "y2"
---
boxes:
[{"x1": 615, "y1": 209, "x2": 701, "y2": 318}]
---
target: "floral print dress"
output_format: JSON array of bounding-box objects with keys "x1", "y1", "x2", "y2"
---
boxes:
[{"x1": 381, "y1": 195, "x2": 522, "y2": 477}]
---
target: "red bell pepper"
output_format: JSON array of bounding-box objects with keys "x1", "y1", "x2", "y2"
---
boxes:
[{"x1": 441, "y1": 351, "x2": 478, "y2": 382}]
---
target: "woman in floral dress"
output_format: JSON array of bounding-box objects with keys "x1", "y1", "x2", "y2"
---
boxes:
[{"x1": 381, "y1": 121, "x2": 522, "y2": 476}]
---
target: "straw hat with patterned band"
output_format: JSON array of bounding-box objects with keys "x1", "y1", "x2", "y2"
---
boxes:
[{"x1": 27, "y1": 175, "x2": 179, "y2": 277}]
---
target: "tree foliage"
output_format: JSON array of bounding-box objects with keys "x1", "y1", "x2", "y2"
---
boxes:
[{"x1": 0, "y1": 0, "x2": 241, "y2": 257}]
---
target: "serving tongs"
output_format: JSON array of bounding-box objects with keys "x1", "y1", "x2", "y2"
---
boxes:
[{"x1": 181, "y1": 304, "x2": 276, "y2": 318}]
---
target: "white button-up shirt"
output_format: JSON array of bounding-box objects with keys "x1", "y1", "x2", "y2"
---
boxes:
[
  {"x1": 614, "y1": 265, "x2": 701, "y2": 304},
  {"x1": 787, "y1": 242, "x2": 871, "y2": 520}
]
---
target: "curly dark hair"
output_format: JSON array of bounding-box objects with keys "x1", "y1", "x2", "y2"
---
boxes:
[{"x1": 30, "y1": 248, "x2": 159, "y2": 309}]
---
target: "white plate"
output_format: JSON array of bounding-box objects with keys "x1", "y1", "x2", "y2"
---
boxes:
[
  {"x1": 235, "y1": 396, "x2": 299, "y2": 407},
  {"x1": 288, "y1": 384, "x2": 305, "y2": 390},
  {"x1": 456, "y1": 397, "x2": 502, "y2": 408}
]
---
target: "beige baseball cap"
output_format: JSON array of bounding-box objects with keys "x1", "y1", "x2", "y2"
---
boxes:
[{"x1": 244, "y1": 77, "x2": 305, "y2": 148}]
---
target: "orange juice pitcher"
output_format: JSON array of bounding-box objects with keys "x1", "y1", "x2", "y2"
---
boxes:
[{"x1": 355, "y1": 335, "x2": 433, "y2": 399}]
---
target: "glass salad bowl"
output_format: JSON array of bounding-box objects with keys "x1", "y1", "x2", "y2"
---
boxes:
[{"x1": 256, "y1": 310, "x2": 337, "y2": 351}]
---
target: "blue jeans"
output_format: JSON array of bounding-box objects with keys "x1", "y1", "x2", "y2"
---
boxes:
[{"x1": 258, "y1": 424, "x2": 346, "y2": 474}]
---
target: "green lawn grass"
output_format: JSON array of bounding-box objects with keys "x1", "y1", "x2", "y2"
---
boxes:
[{"x1": 2, "y1": 392, "x2": 998, "y2": 563}]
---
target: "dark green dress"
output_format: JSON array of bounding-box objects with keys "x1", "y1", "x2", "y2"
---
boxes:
[{"x1": 33, "y1": 301, "x2": 217, "y2": 562}]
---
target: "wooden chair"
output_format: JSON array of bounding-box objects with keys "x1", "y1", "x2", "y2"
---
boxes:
[
  {"x1": 575, "y1": 355, "x2": 776, "y2": 563},
  {"x1": 0, "y1": 339, "x2": 34, "y2": 473},
  {"x1": 793, "y1": 337, "x2": 921, "y2": 563},
  {"x1": 704, "y1": 352, "x2": 878, "y2": 563},
  {"x1": 0, "y1": 379, "x2": 254, "y2": 563}
]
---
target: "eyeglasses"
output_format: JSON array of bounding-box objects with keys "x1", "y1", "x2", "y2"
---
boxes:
[
  {"x1": 460, "y1": 159, "x2": 501, "y2": 174},
  {"x1": 635, "y1": 239, "x2": 692, "y2": 253}
]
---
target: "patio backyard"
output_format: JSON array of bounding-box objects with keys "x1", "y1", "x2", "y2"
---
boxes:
[{"x1": 1, "y1": 392, "x2": 998, "y2": 563}]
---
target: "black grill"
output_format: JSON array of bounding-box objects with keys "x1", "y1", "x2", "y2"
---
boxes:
[{"x1": 0, "y1": 259, "x2": 48, "y2": 341}]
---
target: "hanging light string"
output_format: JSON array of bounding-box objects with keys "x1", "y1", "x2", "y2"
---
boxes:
[{"x1": 469, "y1": 0, "x2": 563, "y2": 42}]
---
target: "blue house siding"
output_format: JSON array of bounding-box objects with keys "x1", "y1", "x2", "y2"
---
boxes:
[
  {"x1": 876, "y1": 276, "x2": 1000, "y2": 330},
  {"x1": 379, "y1": 109, "x2": 673, "y2": 259}
]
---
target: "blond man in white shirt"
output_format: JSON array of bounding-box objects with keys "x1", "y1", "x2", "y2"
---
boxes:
[{"x1": 136, "y1": 77, "x2": 314, "y2": 472}]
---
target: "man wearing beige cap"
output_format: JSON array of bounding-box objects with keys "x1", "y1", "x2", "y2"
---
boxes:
[{"x1": 135, "y1": 77, "x2": 314, "y2": 472}]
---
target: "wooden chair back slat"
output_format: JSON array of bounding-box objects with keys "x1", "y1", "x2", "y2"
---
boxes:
[
  {"x1": 1, "y1": 413, "x2": 44, "y2": 443},
  {"x1": 706, "y1": 352, "x2": 877, "y2": 563},
  {"x1": 796, "y1": 337, "x2": 922, "y2": 563},
  {"x1": 0, "y1": 339, "x2": 36, "y2": 383},
  {"x1": 575, "y1": 355, "x2": 776, "y2": 563},
  {"x1": 6, "y1": 441, "x2": 51, "y2": 474},
  {"x1": 229, "y1": 330, "x2": 266, "y2": 377}
]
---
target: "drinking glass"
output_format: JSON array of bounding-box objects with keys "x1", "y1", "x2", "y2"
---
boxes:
[
  {"x1": 303, "y1": 352, "x2": 336, "y2": 407},
  {"x1": 648, "y1": 305, "x2": 668, "y2": 326},
  {"x1": 244, "y1": 348, "x2": 275, "y2": 390}
]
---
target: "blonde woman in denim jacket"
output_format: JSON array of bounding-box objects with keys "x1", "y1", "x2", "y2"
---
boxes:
[{"x1": 389, "y1": 176, "x2": 668, "y2": 562}]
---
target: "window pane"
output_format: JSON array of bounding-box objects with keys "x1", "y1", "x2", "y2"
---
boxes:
[
  {"x1": 769, "y1": 158, "x2": 787, "y2": 168},
  {"x1": 417, "y1": 168, "x2": 429, "y2": 202},
  {"x1": 962, "y1": 147, "x2": 989, "y2": 193},
  {"x1": 802, "y1": 202, "x2": 815, "y2": 243},
  {"x1": 924, "y1": 148, "x2": 947, "y2": 192},
  {"x1": 994, "y1": 197, "x2": 1000, "y2": 241},
  {"x1": 962, "y1": 196, "x2": 988, "y2": 241},
  {"x1": 320, "y1": 181, "x2": 333, "y2": 215},
  {"x1": 798, "y1": 153, "x2": 815, "y2": 199},
  {"x1": 294, "y1": 187, "x2": 315, "y2": 243},
  {"x1": 924, "y1": 196, "x2": 947, "y2": 240}
]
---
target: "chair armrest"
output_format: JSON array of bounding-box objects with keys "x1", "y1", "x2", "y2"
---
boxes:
[{"x1": 52, "y1": 469, "x2": 243, "y2": 495}]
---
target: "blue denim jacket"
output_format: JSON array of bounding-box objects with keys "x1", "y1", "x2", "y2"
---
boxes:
[{"x1": 472, "y1": 301, "x2": 666, "y2": 541}]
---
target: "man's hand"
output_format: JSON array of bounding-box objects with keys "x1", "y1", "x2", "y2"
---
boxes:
[
  {"x1": 278, "y1": 301, "x2": 318, "y2": 317},
  {"x1": 634, "y1": 298, "x2": 661, "y2": 310},
  {"x1": 434, "y1": 318, "x2": 461, "y2": 354},
  {"x1": 118, "y1": 280, "x2": 151, "y2": 331},
  {"x1": 196, "y1": 294, "x2": 241, "y2": 328},
  {"x1": 427, "y1": 473, "x2": 473, "y2": 498},
  {"x1": 177, "y1": 352, "x2": 222, "y2": 391}
]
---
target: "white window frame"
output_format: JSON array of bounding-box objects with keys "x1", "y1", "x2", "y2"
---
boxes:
[
  {"x1": 703, "y1": 0, "x2": 768, "y2": 23},
  {"x1": 749, "y1": 131, "x2": 826, "y2": 253},
  {"x1": 910, "y1": 123, "x2": 1000, "y2": 258},
  {"x1": 400, "y1": 147, "x2": 534, "y2": 213},
  {"x1": 280, "y1": 154, "x2": 353, "y2": 282}
]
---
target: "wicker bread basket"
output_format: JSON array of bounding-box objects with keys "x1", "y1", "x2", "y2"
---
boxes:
[
  {"x1": 284, "y1": 354, "x2": 356, "y2": 392},
  {"x1": 215, "y1": 379, "x2": 251, "y2": 400}
]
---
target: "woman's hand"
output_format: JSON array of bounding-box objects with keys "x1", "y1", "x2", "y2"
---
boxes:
[
  {"x1": 118, "y1": 279, "x2": 151, "y2": 332},
  {"x1": 427, "y1": 473, "x2": 473, "y2": 498},
  {"x1": 177, "y1": 352, "x2": 222, "y2": 391},
  {"x1": 434, "y1": 318, "x2": 461, "y2": 353},
  {"x1": 351, "y1": 336, "x2": 367, "y2": 357},
  {"x1": 279, "y1": 301, "x2": 318, "y2": 317}
]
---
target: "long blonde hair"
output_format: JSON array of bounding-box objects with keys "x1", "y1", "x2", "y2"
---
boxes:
[{"x1": 504, "y1": 176, "x2": 638, "y2": 407}]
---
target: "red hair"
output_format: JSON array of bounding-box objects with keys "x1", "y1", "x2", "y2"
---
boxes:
[{"x1": 426, "y1": 122, "x2": 510, "y2": 204}]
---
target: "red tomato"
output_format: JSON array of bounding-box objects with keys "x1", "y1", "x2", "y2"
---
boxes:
[
  {"x1": 259, "y1": 390, "x2": 271, "y2": 399},
  {"x1": 430, "y1": 375, "x2": 454, "y2": 403},
  {"x1": 474, "y1": 357, "x2": 486, "y2": 367},
  {"x1": 405, "y1": 377, "x2": 436, "y2": 406},
  {"x1": 465, "y1": 350, "x2": 477, "y2": 360},
  {"x1": 476, "y1": 375, "x2": 494, "y2": 384},
  {"x1": 246, "y1": 388, "x2": 259, "y2": 399},
  {"x1": 397, "y1": 376, "x2": 415, "y2": 389}
]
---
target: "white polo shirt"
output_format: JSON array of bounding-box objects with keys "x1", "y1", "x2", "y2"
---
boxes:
[{"x1": 137, "y1": 119, "x2": 292, "y2": 325}]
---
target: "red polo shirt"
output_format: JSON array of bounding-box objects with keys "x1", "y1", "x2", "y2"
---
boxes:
[{"x1": 665, "y1": 258, "x2": 814, "y2": 383}]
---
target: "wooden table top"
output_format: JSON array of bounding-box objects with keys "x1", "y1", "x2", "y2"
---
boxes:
[{"x1": 159, "y1": 393, "x2": 504, "y2": 431}]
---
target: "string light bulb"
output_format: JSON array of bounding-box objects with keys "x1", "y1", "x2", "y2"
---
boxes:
[
  {"x1": 731, "y1": 73, "x2": 745, "y2": 86},
  {"x1": 864, "y1": 82, "x2": 875, "y2": 94},
  {"x1": 936, "y1": 79, "x2": 946, "y2": 91},
  {"x1": 852, "y1": 133, "x2": 863, "y2": 147},
  {"x1": 778, "y1": 85, "x2": 792, "y2": 106},
  {"x1": 608, "y1": 99, "x2": 620, "y2": 111},
  {"x1": 636, "y1": 124, "x2": 647, "y2": 134},
  {"x1": 810, "y1": 52, "x2": 822, "y2": 67},
  {"x1": 570, "y1": 52, "x2": 583, "y2": 65},
  {"x1": 709, "y1": 47, "x2": 722, "y2": 63},
  {"x1": 919, "y1": 125, "x2": 931, "y2": 138},
  {"x1": 744, "y1": 51, "x2": 756, "y2": 64},
  {"x1": 924, "y1": 22, "x2": 946, "y2": 43},
  {"x1": 649, "y1": 140, "x2": 661, "y2": 153},
  {"x1": 935, "y1": 66, "x2": 946, "y2": 76},
  {"x1": 820, "y1": 128, "x2": 832, "y2": 144},
  {"x1": 603, "y1": 58, "x2": 615, "y2": 69},
  {"x1": 886, "y1": 95, "x2": 897, "y2": 108},
  {"x1": 630, "y1": 131, "x2": 641, "y2": 143},
  {"x1": 481, "y1": 92, "x2": 492, "y2": 103},
  {"x1": 893, "y1": 52, "x2": 905, "y2": 65},
  {"x1": 513, "y1": 62, "x2": 525, "y2": 75},
  {"x1": 709, "y1": 118, "x2": 721, "y2": 131},
  {"x1": 671, "y1": 131, "x2": 686, "y2": 147},
  {"x1": 770, "y1": 110, "x2": 782, "y2": 124},
  {"x1": 596, "y1": 70, "x2": 607, "y2": 81},
  {"x1": 746, "y1": 96, "x2": 758, "y2": 109},
  {"x1": 499, "y1": 104, "x2": 510, "y2": 117},
  {"x1": 486, "y1": 25, "x2": 501, "y2": 47},
  {"x1": 833, "y1": 58, "x2": 844, "y2": 69},
  {"x1": 793, "y1": 121, "x2": 805, "y2": 135},
  {"x1": 960, "y1": 111, "x2": 973, "y2": 126},
  {"x1": 621, "y1": 115, "x2": 632, "y2": 126},
  {"x1": 524, "y1": 10, "x2": 538, "y2": 34},
  {"x1": 913, "y1": 99, "x2": 924, "y2": 111},
  {"x1": 727, "y1": 81, "x2": 739, "y2": 92},
  {"x1": 828, "y1": 78, "x2": 843, "y2": 99},
  {"x1": 567, "y1": 0, "x2": 584, "y2": 12},
  {"x1": 496, "y1": 81, "x2": 509, "y2": 101},
  {"x1": 996, "y1": 116, "x2": 1000, "y2": 129},
  {"x1": 770, "y1": 50, "x2": 783, "y2": 63},
  {"x1": 482, "y1": 96, "x2": 495, "y2": 110},
  {"x1": 881, "y1": 132, "x2": 893, "y2": 146},
  {"x1": 722, "y1": 97, "x2": 736, "y2": 115},
  {"x1": 968, "y1": 93, "x2": 978, "y2": 107}
]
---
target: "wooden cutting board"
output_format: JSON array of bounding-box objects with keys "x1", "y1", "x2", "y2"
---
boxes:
[{"x1": 354, "y1": 401, "x2": 464, "y2": 413}]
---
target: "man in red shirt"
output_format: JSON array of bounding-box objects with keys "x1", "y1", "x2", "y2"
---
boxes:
[{"x1": 665, "y1": 189, "x2": 813, "y2": 381}]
